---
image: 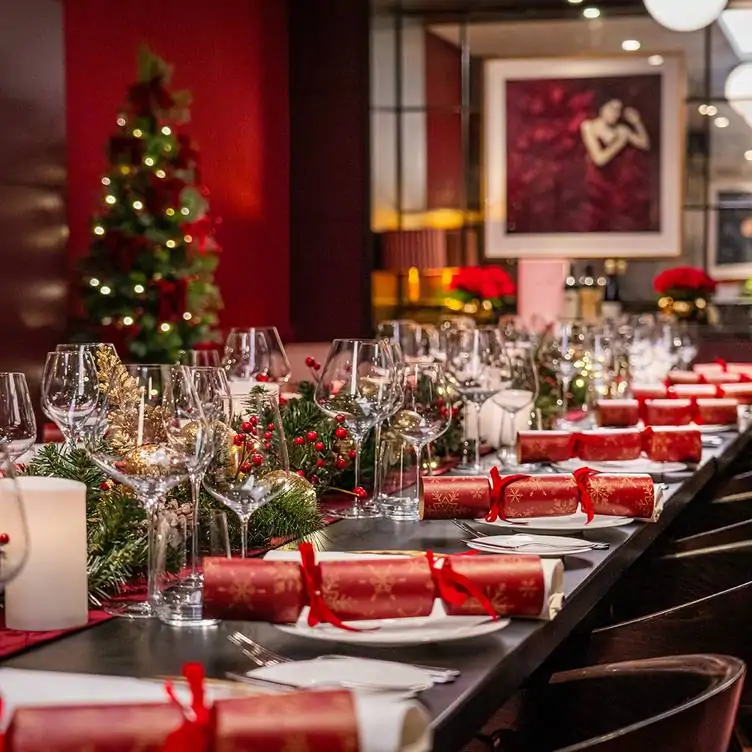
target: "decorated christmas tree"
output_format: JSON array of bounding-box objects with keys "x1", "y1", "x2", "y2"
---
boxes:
[{"x1": 78, "y1": 47, "x2": 222, "y2": 362}]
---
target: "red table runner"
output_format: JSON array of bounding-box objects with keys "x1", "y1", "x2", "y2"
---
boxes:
[{"x1": 0, "y1": 610, "x2": 112, "y2": 659}]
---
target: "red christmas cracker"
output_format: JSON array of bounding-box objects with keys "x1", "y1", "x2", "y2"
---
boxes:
[
  {"x1": 596, "y1": 399, "x2": 640, "y2": 427},
  {"x1": 643, "y1": 398, "x2": 693, "y2": 426}
]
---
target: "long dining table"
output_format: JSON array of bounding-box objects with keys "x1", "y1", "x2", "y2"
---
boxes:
[{"x1": 3, "y1": 429, "x2": 752, "y2": 752}]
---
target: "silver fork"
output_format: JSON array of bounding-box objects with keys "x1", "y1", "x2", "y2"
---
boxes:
[
  {"x1": 228, "y1": 632, "x2": 459, "y2": 681},
  {"x1": 452, "y1": 519, "x2": 482, "y2": 538}
]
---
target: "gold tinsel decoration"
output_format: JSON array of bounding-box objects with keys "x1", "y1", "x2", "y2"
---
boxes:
[{"x1": 95, "y1": 347, "x2": 168, "y2": 454}]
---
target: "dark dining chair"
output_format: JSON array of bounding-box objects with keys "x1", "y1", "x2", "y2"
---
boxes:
[
  {"x1": 669, "y1": 519, "x2": 752, "y2": 553},
  {"x1": 463, "y1": 654, "x2": 745, "y2": 752},
  {"x1": 663, "y1": 497, "x2": 752, "y2": 540}
]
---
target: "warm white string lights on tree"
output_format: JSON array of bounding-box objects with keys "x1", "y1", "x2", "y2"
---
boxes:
[{"x1": 643, "y1": 0, "x2": 727, "y2": 32}]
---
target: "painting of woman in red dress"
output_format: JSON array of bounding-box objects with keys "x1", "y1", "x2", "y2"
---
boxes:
[{"x1": 505, "y1": 74, "x2": 662, "y2": 235}]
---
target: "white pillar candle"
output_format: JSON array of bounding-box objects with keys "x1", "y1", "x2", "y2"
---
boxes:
[{"x1": 6, "y1": 477, "x2": 88, "y2": 631}]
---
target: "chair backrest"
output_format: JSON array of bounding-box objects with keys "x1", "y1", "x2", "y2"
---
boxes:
[
  {"x1": 668, "y1": 497, "x2": 752, "y2": 539},
  {"x1": 610, "y1": 543, "x2": 752, "y2": 620},
  {"x1": 524, "y1": 655, "x2": 745, "y2": 752},
  {"x1": 671, "y1": 519, "x2": 752, "y2": 554},
  {"x1": 584, "y1": 545, "x2": 752, "y2": 669}
]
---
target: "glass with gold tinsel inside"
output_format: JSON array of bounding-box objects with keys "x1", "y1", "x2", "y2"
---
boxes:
[{"x1": 84, "y1": 360, "x2": 209, "y2": 619}]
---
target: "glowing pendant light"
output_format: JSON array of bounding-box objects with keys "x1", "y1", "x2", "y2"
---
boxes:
[
  {"x1": 643, "y1": 0, "x2": 727, "y2": 32},
  {"x1": 726, "y1": 63, "x2": 752, "y2": 125}
]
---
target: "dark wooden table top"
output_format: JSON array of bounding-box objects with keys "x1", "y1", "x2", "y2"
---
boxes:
[{"x1": 4, "y1": 430, "x2": 751, "y2": 752}]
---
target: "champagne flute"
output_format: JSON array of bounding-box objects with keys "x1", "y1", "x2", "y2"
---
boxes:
[
  {"x1": 0, "y1": 373, "x2": 36, "y2": 461},
  {"x1": 85, "y1": 365, "x2": 209, "y2": 618},
  {"x1": 314, "y1": 339, "x2": 394, "y2": 518},
  {"x1": 494, "y1": 342, "x2": 539, "y2": 468},
  {"x1": 203, "y1": 390, "x2": 290, "y2": 557},
  {"x1": 445, "y1": 327, "x2": 505, "y2": 474},
  {"x1": 390, "y1": 363, "x2": 452, "y2": 519},
  {"x1": 41, "y1": 350, "x2": 100, "y2": 449}
]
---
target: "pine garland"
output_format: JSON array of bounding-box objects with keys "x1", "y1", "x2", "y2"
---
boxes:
[{"x1": 23, "y1": 444, "x2": 323, "y2": 606}]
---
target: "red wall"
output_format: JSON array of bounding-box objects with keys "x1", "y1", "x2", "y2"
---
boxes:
[
  {"x1": 63, "y1": 0, "x2": 290, "y2": 337},
  {"x1": 425, "y1": 31, "x2": 463, "y2": 210}
]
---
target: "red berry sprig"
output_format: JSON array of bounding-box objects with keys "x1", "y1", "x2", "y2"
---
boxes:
[{"x1": 335, "y1": 426, "x2": 348, "y2": 439}]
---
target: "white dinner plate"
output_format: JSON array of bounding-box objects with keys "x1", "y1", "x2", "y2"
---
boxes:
[
  {"x1": 274, "y1": 601, "x2": 510, "y2": 646},
  {"x1": 465, "y1": 533, "x2": 597, "y2": 557},
  {"x1": 696, "y1": 423, "x2": 737, "y2": 434},
  {"x1": 476, "y1": 510, "x2": 633, "y2": 532},
  {"x1": 246, "y1": 657, "x2": 435, "y2": 692},
  {"x1": 554, "y1": 458, "x2": 687, "y2": 475}
]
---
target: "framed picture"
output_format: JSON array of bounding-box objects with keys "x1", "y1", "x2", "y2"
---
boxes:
[
  {"x1": 708, "y1": 183, "x2": 752, "y2": 281},
  {"x1": 484, "y1": 55, "x2": 684, "y2": 259}
]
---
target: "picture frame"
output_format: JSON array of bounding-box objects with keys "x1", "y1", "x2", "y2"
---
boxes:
[
  {"x1": 708, "y1": 182, "x2": 752, "y2": 281},
  {"x1": 484, "y1": 54, "x2": 684, "y2": 259}
]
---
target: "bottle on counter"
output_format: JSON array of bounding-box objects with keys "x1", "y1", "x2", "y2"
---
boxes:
[
  {"x1": 562, "y1": 264, "x2": 580, "y2": 320},
  {"x1": 578, "y1": 264, "x2": 601, "y2": 321},
  {"x1": 601, "y1": 259, "x2": 622, "y2": 320}
]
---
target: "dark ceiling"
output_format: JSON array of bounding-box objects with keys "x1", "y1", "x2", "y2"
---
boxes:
[{"x1": 373, "y1": 0, "x2": 645, "y2": 19}]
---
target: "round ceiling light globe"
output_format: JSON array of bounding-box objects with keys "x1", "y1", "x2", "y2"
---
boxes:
[
  {"x1": 643, "y1": 0, "x2": 727, "y2": 32},
  {"x1": 726, "y1": 63, "x2": 752, "y2": 120}
]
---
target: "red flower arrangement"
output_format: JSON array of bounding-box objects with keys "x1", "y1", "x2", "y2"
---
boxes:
[
  {"x1": 448, "y1": 266, "x2": 516, "y2": 310},
  {"x1": 653, "y1": 266, "x2": 716, "y2": 300}
]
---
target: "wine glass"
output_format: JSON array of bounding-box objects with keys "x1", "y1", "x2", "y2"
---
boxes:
[
  {"x1": 84, "y1": 365, "x2": 209, "y2": 618},
  {"x1": 222, "y1": 328, "x2": 271, "y2": 384},
  {"x1": 378, "y1": 321, "x2": 437, "y2": 364},
  {"x1": 56, "y1": 342, "x2": 117, "y2": 357},
  {"x1": 445, "y1": 327, "x2": 506, "y2": 474},
  {"x1": 0, "y1": 373, "x2": 36, "y2": 461},
  {"x1": 372, "y1": 342, "x2": 404, "y2": 505},
  {"x1": 0, "y1": 448, "x2": 28, "y2": 585},
  {"x1": 41, "y1": 350, "x2": 100, "y2": 449},
  {"x1": 184, "y1": 366, "x2": 230, "y2": 588},
  {"x1": 203, "y1": 390, "x2": 290, "y2": 557},
  {"x1": 177, "y1": 349, "x2": 222, "y2": 368},
  {"x1": 553, "y1": 323, "x2": 588, "y2": 427},
  {"x1": 390, "y1": 363, "x2": 452, "y2": 519},
  {"x1": 314, "y1": 339, "x2": 395, "y2": 518},
  {"x1": 255, "y1": 327, "x2": 292, "y2": 384},
  {"x1": 493, "y1": 343, "x2": 539, "y2": 468}
]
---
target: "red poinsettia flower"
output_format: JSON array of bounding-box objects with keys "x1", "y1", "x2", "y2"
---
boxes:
[
  {"x1": 449, "y1": 266, "x2": 516, "y2": 301},
  {"x1": 654, "y1": 266, "x2": 716, "y2": 296}
]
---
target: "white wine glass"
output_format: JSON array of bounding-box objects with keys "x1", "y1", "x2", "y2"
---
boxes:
[
  {"x1": 314, "y1": 338, "x2": 394, "y2": 518},
  {"x1": 445, "y1": 327, "x2": 506, "y2": 474},
  {"x1": 0, "y1": 373, "x2": 36, "y2": 461},
  {"x1": 203, "y1": 390, "x2": 290, "y2": 557},
  {"x1": 184, "y1": 366, "x2": 230, "y2": 590},
  {"x1": 493, "y1": 342, "x2": 538, "y2": 469},
  {"x1": 177, "y1": 349, "x2": 222, "y2": 368},
  {"x1": 41, "y1": 350, "x2": 100, "y2": 449},
  {"x1": 222, "y1": 328, "x2": 271, "y2": 384},
  {"x1": 390, "y1": 363, "x2": 452, "y2": 519},
  {"x1": 85, "y1": 364, "x2": 209, "y2": 619}
]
